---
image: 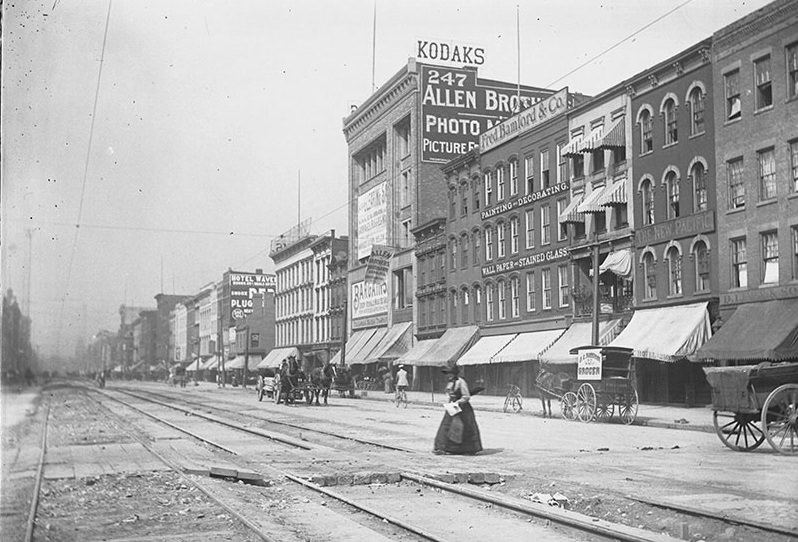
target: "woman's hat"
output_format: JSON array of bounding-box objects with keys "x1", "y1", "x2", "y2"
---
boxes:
[{"x1": 441, "y1": 365, "x2": 459, "y2": 375}]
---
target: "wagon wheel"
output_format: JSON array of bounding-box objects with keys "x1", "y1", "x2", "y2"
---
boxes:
[
  {"x1": 560, "y1": 392, "x2": 578, "y2": 421},
  {"x1": 761, "y1": 383, "x2": 798, "y2": 455},
  {"x1": 713, "y1": 411, "x2": 764, "y2": 451},
  {"x1": 576, "y1": 383, "x2": 596, "y2": 423},
  {"x1": 594, "y1": 397, "x2": 614, "y2": 423},
  {"x1": 618, "y1": 389, "x2": 639, "y2": 425}
]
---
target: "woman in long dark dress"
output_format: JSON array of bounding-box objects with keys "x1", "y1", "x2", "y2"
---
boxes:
[{"x1": 434, "y1": 365, "x2": 482, "y2": 455}]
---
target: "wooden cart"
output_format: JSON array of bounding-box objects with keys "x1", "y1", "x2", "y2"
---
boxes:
[
  {"x1": 703, "y1": 362, "x2": 798, "y2": 455},
  {"x1": 567, "y1": 345, "x2": 639, "y2": 425}
]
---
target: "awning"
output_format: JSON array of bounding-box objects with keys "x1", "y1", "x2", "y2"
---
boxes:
[
  {"x1": 609, "y1": 302, "x2": 711, "y2": 362},
  {"x1": 405, "y1": 325, "x2": 479, "y2": 367},
  {"x1": 201, "y1": 355, "x2": 219, "y2": 371},
  {"x1": 368, "y1": 322, "x2": 414, "y2": 362},
  {"x1": 539, "y1": 319, "x2": 624, "y2": 365},
  {"x1": 396, "y1": 339, "x2": 439, "y2": 366},
  {"x1": 599, "y1": 249, "x2": 633, "y2": 279},
  {"x1": 491, "y1": 329, "x2": 566, "y2": 364},
  {"x1": 226, "y1": 355, "x2": 246, "y2": 370},
  {"x1": 457, "y1": 334, "x2": 518, "y2": 366},
  {"x1": 328, "y1": 328, "x2": 379, "y2": 365},
  {"x1": 348, "y1": 327, "x2": 388, "y2": 365},
  {"x1": 576, "y1": 185, "x2": 609, "y2": 214},
  {"x1": 561, "y1": 135, "x2": 584, "y2": 157},
  {"x1": 558, "y1": 193, "x2": 585, "y2": 224},
  {"x1": 185, "y1": 359, "x2": 203, "y2": 372},
  {"x1": 595, "y1": 118, "x2": 625, "y2": 149},
  {"x1": 597, "y1": 179, "x2": 627, "y2": 207},
  {"x1": 257, "y1": 346, "x2": 301, "y2": 369},
  {"x1": 577, "y1": 126, "x2": 604, "y2": 153},
  {"x1": 694, "y1": 299, "x2": 798, "y2": 362}
]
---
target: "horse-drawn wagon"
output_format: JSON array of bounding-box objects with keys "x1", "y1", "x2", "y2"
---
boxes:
[
  {"x1": 536, "y1": 345, "x2": 638, "y2": 424},
  {"x1": 703, "y1": 362, "x2": 798, "y2": 454}
]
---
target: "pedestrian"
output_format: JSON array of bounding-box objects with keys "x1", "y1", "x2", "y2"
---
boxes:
[
  {"x1": 433, "y1": 364, "x2": 482, "y2": 455},
  {"x1": 382, "y1": 368, "x2": 394, "y2": 393},
  {"x1": 216, "y1": 372, "x2": 222, "y2": 388}
]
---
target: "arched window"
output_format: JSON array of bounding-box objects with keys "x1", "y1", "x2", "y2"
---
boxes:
[
  {"x1": 449, "y1": 188, "x2": 456, "y2": 219},
  {"x1": 461, "y1": 288, "x2": 470, "y2": 323},
  {"x1": 472, "y1": 230, "x2": 481, "y2": 265},
  {"x1": 689, "y1": 86, "x2": 705, "y2": 135},
  {"x1": 510, "y1": 216, "x2": 519, "y2": 254},
  {"x1": 691, "y1": 161, "x2": 707, "y2": 211},
  {"x1": 460, "y1": 184, "x2": 469, "y2": 216},
  {"x1": 665, "y1": 170, "x2": 680, "y2": 219},
  {"x1": 643, "y1": 252, "x2": 657, "y2": 300},
  {"x1": 486, "y1": 283, "x2": 495, "y2": 321},
  {"x1": 485, "y1": 226, "x2": 494, "y2": 261},
  {"x1": 484, "y1": 170, "x2": 494, "y2": 206},
  {"x1": 693, "y1": 240, "x2": 710, "y2": 292},
  {"x1": 497, "y1": 280, "x2": 507, "y2": 320},
  {"x1": 497, "y1": 221, "x2": 506, "y2": 258},
  {"x1": 472, "y1": 177, "x2": 481, "y2": 210},
  {"x1": 667, "y1": 246, "x2": 682, "y2": 296},
  {"x1": 450, "y1": 290, "x2": 458, "y2": 325},
  {"x1": 639, "y1": 109, "x2": 653, "y2": 153},
  {"x1": 496, "y1": 165, "x2": 506, "y2": 200},
  {"x1": 473, "y1": 284, "x2": 482, "y2": 323},
  {"x1": 510, "y1": 276, "x2": 520, "y2": 318},
  {"x1": 509, "y1": 159, "x2": 519, "y2": 196},
  {"x1": 663, "y1": 98, "x2": 678, "y2": 145},
  {"x1": 641, "y1": 178, "x2": 655, "y2": 225},
  {"x1": 461, "y1": 233, "x2": 469, "y2": 268},
  {"x1": 450, "y1": 238, "x2": 457, "y2": 270}
]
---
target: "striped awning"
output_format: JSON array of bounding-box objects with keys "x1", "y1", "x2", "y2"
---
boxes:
[
  {"x1": 561, "y1": 135, "x2": 584, "y2": 157},
  {"x1": 577, "y1": 126, "x2": 604, "y2": 153},
  {"x1": 576, "y1": 185, "x2": 608, "y2": 214},
  {"x1": 558, "y1": 193, "x2": 585, "y2": 224},
  {"x1": 596, "y1": 118, "x2": 625, "y2": 149},
  {"x1": 597, "y1": 179, "x2": 627, "y2": 207}
]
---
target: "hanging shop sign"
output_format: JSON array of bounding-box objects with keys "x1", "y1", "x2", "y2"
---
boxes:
[
  {"x1": 420, "y1": 64, "x2": 554, "y2": 163},
  {"x1": 357, "y1": 182, "x2": 388, "y2": 260},
  {"x1": 480, "y1": 88, "x2": 569, "y2": 152},
  {"x1": 481, "y1": 247, "x2": 569, "y2": 278},
  {"x1": 480, "y1": 182, "x2": 569, "y2": 220},
  {"x1": 365, "y1": 245, "x2": 394, "y2": 283}
]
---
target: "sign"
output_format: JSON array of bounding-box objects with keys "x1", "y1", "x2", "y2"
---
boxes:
[
  {"x1": 270, "y1": 218, "x2": 312, "y2": 253},
  {"x1": 365, "y1": 245, "x2": 394, "y2": 283},
  {"x1": 357, "y1": 182, "x2": 388, "y2": 260},
  {"x1": 634, "y1": 210, "x2": 715, "y2": 247},
  {"x1": 480, "y1": 88, "x2": 569, "y2": 152},
  {"x1": 351, "y1": 280, "x2": 388, "y2": 321},
  {"x1": 229, "y1": 272, "x2": 274, "y2": 321},
  {"x1": 481, "y1": 247, "x2": 569, "y2": 278},
  {"x1": 250, "y1": 333, "x2": 259, "y2": 348},
  {"x1": 577, "y1": 349, "x2": 603, "y2": 381},
  {"x1": 416, "y1": 39, "x2": 485, "y2": 67},
  {"x1": 420, "y1": 64, "x2": 554, "y2": 163},
  {"x1": 721, "y1": 284, "x2": 798, "y2": 306},
  {"x1": 480, "y1": 182, "x2": 569, "y2": 220}
]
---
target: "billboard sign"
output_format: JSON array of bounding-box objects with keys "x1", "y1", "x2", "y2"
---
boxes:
[
  {"x1": 357, "y1": 182, "x2": 388, "y2": 260},
  {"x1": 479, "y1": 88, "x2": 569, "y2": 152},
  {"x1": 420, "y1": 64, "x2": 554, "y2": 162},
  {"x1": 351, "y1": 280, "x2": 388, "y2": 324},
  {"x1": 229, "y1": 272, "x2": 275, "y2": 321}
]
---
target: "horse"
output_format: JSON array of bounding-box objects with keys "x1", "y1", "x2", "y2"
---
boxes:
[
  {"x1": 308, "y1": 363, "x2": 337, "y2": 406},
  {"x1": 277, "y1": 357, "x2": 302, "y2": 405},
  {"x1": 535, "y1": 368, "x2": 571, "y2": 418}
]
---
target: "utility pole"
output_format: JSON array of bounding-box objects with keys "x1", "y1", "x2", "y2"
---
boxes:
[{"x1": 243, "y1": 326, "x2": 250, "y2": 389}]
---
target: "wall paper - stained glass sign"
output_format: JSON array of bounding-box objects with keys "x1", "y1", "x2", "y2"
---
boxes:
[
  {"x1": 420, "y1": 63, "x2": 555, "y2": 163},
  {"x1": 229, "y1": 272, "x2": 276, "y2": 321}
]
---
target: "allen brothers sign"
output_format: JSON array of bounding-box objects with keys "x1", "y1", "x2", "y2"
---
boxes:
[
  {"x1": 479, "y1": 88, "x2": 569, "y2": 152},
  {"x1": 481, "y1": 247, "x2": 569, "y2": 278},
  {"x1": 634, "y1": 210, "x2": 715, "y2": 247},
  {"x1": 481, "y1": 182, "x2": 569, "y2": 220}
]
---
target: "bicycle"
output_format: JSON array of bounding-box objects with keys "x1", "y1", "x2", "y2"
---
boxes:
[
  {"x1": 394, "y1": 387, "x2": 408, "y2": 408},
  {"x1": 503, "y1": 385, "x2": 523, "y2": 413}
]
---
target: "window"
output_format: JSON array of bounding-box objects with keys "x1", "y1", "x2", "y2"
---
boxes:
[
  {"x1": 557, "y1": 144, "x2": 566, "y2": 183},
  {"x1": 473, "y1": 231, "x2": 481, "y2": 265},
  {"x1": 663, "y1": 98, "x2": 678, "y2": 145},
  {"x1": 485, "y1": 227, "x2": 494, "y2": 260},
  {"x1": 541, "y1": 205, "x2": 551, "y2": 245},
  {"x1": 594, "y1": 208, "x2": 606, "y2": 233},
  {"x1": 461, "y1": 185, "x2": 468, "y2": 216},
  {"x1": 509, "y1": 160, "x2": 519, "y2": 196},
  {"x1": 473, "y1": 178, "x2": 481, "y2": 209},
  {"x1": 571, "y1": 153, "x2": 584, "y2": 180},
  {"x1": 450, "y1": 238, "x2": 457, "y2": 270},
  {"x1": 497, "y1": 222, "x2": 506, "y2": 258},
  {"x1": 473, "y1": 285, "x2": 482, "y2": 323},
  {"x1": 540, "y1": 150, "x2": 550, "y2": 189},
  {"x1": 762, "y1": 231, "x2": 779, "y2": 284},
  {"x1": 694, "y1": 241, "x2": 710, "y2": 292},
  {"x1": 450, "y1": 291, "x2": 457, "y2": 326},
  {"x1": 788, "y1": 43, "x2": 798, "y2": 100},
  {"x1": 758, "y1": 148, "x2": 776, "y2": 201},
  {"x1": 461, "y1": 289, "x2": 469, "y2": 323},
  {"x1": 510, "y1": 217, "x2": 519, "y2": 254},
  {"x1": 643, "y1": 252, "x2": 657, "y2": 300},
  {"x1": 642, "y1": 179, "x2": 655, "y2": 225},
  {"x1": 401, "y1": 170, "x2": 411, "y2": 207},
  {"x1": 792, "y1": 141, "x2": 798, "y2": 193},
  {"x1": 592, "y1": 148, "x2": 605, "y2": 173},
  {"x1": 754, "y1": 55, "x2": 773, "y2": 110},
  {"x1": 396, "y1": 121, "x2": 410, "y2": 157},
  {"x1": 461, "y1": 234, "x2": 468, "y2": 268},
  {"x1": 485, "y1": 171, "x2": 493, "y2": 205},
  {"x1": 557, "y1": 198, "x2": 568, "y2": 241},
  {"x1": 430, "y1": 295, "x2": 436, "y2": 325},
  {"x1": 725, "y1": 70, "x2": 741, "y2": 121},
  {"x1": 486, "y1": 284, "x2": 494, "y2": 321},
  {"x1": 525, "y1": 272, "x2": 536, "y2": 312},
  {"x1": 689, "y1": 87, "x2": 705, "y2": 135},
  {"x1": 438, "y1": 251, "x2": 445, "y2": 280},
  {"x1": 558, "y1": 265, "x2": 569, "y2": 308},
  {"x1": 640, "y1": 109, "x2": 653, "y2": 153},
  {"x1": 449, "y1": 189, "x2": 456, "y2": 219},
  {"x1": 393, "y1": 267, "x2": 413, "y2": 309},
  {"x1": 402, "y1": 219, "x2": 412, "y2": 247},
  {"x1": 542, "y1": 268, "x2": 552, "y2": 309},
  {"x1": 731, "y1": 238, "x2": 747, "y2": 288},
  {"x1": 419, "y1": 299, "x2": 426, "y2": 327},
  {"x1": 793, "y1": 227, "x2": 798, "y2": 280},
  {"x1": 511, "y1": 277, "x2": 520, "y2": 317},
  {"x1": 667, "y1": 246, "x2": 682, "y2": 296},
  {"x1": 666, "y1": 171, "x2": 680, "y2": 219},
  {"x1": 691, "y1": 162, "x2": 708, "y2": 211},
  {"x1": 496, "y1": 166, "x2": 506, "y2": 200},
  {"x1": 525, "y1": 209, "x2": 535, "y2": 249},
  {"x1": 525, "y1": 155, "x2": 534, "y2": 193},
  {"x1": 498, "y1": 280, "x2": 506, "y2": 320},
  {"x1": 357, "y1": 138, "x2": 386, "y2": 181},
  {"x1": 728, "y1": 158, "x2": 745, "y2": 209}
]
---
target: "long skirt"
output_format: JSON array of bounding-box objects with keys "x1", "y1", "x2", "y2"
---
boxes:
[{"x1": 434, "y1": 402, "x2": 483, "y2": 454}]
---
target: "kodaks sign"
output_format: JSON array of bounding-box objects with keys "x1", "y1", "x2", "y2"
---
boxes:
[
  {"x1": 416, "y1": 39, "x2": 486, "y2": 67},
  {"x1": 480, "y1": 88, "x2": 569, "y2": 152},
  {"x1": 481, "y1": 247, "x2": 569, "y2": 278},
  {"x1": 480, "y1": 182, "x2": 569, "y2": 220}
]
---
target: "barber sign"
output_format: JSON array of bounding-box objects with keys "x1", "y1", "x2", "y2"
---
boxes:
[{"x1": 577, "y1": 349, "x2": 602, "y2": 381}]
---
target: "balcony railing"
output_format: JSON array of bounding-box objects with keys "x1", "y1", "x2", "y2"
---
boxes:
[{"x1": 573, "y1": 290, "x2": 633, "y2": 317}]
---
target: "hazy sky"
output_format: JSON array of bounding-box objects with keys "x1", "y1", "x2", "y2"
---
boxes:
[{"x1": 2, "y1": 0, "x2": 773, "y2": 361}]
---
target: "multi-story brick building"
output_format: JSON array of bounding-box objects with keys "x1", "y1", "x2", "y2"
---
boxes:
[{"x1": 308, "y1": 231, "x2": 349, "y2": 366}]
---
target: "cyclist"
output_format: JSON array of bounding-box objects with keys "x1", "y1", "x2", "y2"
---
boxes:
[{"x1": 395, "y1": 364, "x2": 409, "y2": 405}]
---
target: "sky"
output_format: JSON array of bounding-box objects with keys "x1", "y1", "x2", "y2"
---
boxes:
[{"x1": 1, "y1": 0, "x2": 774, "y2": 364}]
